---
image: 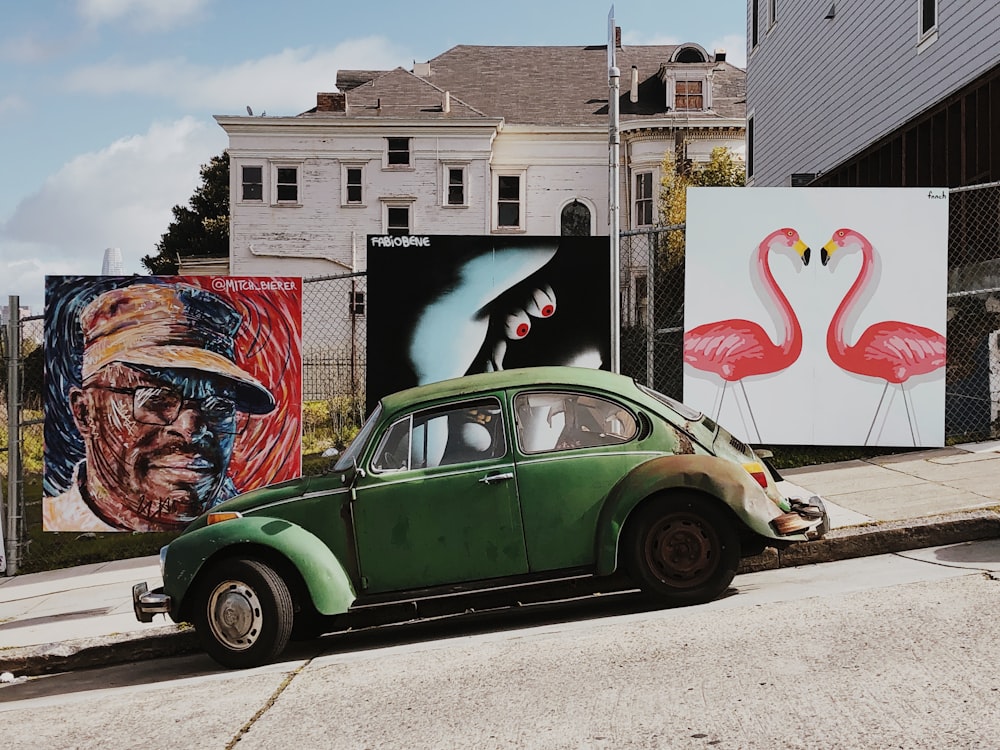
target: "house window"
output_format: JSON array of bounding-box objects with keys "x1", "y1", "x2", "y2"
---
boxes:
[
  {"x1": 752, "y1": 0, "x2": 760, "y2": 47},
  {"x1": 561, "y1": 200, "x2": 591, "y2": 236},
  {"x1": 747, "y1": 114, "x2": 755, "y2": 179},
  {"x1": 675, "y1": 80, "x2": 704, "y2": 110},
  {"x1": 635, "y1": 274, "x2": 648, "y2": 327},
  {"x1": 350, "y1": 290, "x2": 365, "y2": 316},
  {"x1": 343, "y1": 165, "x2": 364, "y2": 205},
  {"x1": 919, "y1": 0, "x2": 937, "y2": 37},
  {"x1": 241, "y1": 166, "x2": 262, "y2": 201},
  {"x1": 497, "y1": 174, "x2": 522, "y2": 228},
  {"x1": 445, "y1": 165, "x2": 466, "y2": 206},
  {"x1": 387, "y1": 137, "x2": 411, "y2": 167},
  {"x1": 386, "y1": 205, "x2": 410, "y2": 235},
  {"x1": 275, "y1": 166, "x2": 298, "y2": 203},
  {"x1": 635, "y1": 172, "x2": 654, "y2": 226}
]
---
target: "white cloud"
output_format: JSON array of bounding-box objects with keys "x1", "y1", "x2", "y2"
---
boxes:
[
  {"x1": 76, "y1": 0, "x2": 210, "y2": 32},
  {"x1": 64, "y1": 37, "x2": 410, "y2": 114},
  {"x1": 0, "y1": 117, "x2": 226, "y2": 312}
]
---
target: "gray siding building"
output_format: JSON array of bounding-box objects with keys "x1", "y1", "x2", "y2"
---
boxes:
[{"x1": 745, "y1": 0, "x2": 1000, "y2": 187}]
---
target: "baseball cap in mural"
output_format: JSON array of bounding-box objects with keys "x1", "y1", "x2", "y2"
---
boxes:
[{"x1": 79, "y1": 283, "x2": 276, "y2": 414}]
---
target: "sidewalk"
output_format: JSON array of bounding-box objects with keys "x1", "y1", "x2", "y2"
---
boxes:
[{"x1": 2, "y1": 442, "x2": 1000, "y2": 677}]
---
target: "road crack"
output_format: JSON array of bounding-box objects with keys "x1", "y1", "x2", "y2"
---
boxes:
[{"x1": 225, "y1": 657, "x2": 312, "y2": 749}]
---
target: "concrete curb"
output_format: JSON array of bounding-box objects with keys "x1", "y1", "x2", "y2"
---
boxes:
[
  {"x1": 3, "y1": 510, "x2": 999, "y2": 677},
  {"x1": 739, "y1": 509, "x2": 1000, "y2": 573},
  {"x1": 0, "y1": 625, "x2": 199, "y2": 677}
]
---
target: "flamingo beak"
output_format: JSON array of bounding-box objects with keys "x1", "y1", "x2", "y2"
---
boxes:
[
  {"x1": 793, "y1": 239, "x2": 811, "y2": 265},
  {"x1": 821, "y1": 239, "x2": 837, "y2": 266}
]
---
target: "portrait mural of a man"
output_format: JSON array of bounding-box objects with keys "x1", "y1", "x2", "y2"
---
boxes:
[{"x1": 43, "y1": 276, "x2": 302, "y2": 532}]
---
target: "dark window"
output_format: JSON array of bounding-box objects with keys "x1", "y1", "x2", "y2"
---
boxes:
[
  {"x1": 561, "y1": 200, "x2": 591, "y2": 236},
  {"x1": 635, "y1": 274, "x2": 648, "y2": 327},
  {"x1": 276, "y1": 167, "x2": 297, "y2": 202},
  {"x1": 747, "y1": 116, "x2": 755, "y2": 178},
  {"x1": 752, "y1": 0, "x2": 759, "y2": 47},
  {"x1": 350, "y1": 290, "x2": 365, "y2": 315},
  {"x1": 675, "y1": 80, "x2": 704, "y2": 110},
  {"x1": 498, "y1": 175, "x2": 520, "y2": 227},
  {"x1": 447, "y1": 168, "x2": 465, "y2": 205},
  {"x1": 635, "y1": 172, "x2": 653, "y2": 226},
  {"x1": 241, "y1": 166, "x2": 262, "y2": 201},
  {"x1": 346, "y1": 167, "x2": 362, "y2": 204},
  {"x1": 387, "y1": 206, "x2": 409, "y2": 235},
  {"x1": 387, "y1": 137, "x2": 410, "y2": 166},
  {"x1": 921, "y1": 0, "x2": 936, "y2": 35}
]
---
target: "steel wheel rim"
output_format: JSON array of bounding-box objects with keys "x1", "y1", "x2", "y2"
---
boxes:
[
  {"x1": 643, "y1": 512, "x2": 720, "y2": 588},
  {"x1": 207, "y1": 579, "x2": 262, "y2": 651}
]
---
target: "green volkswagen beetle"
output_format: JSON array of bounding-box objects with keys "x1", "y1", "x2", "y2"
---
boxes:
[{"x1": 133, "y1": 366, "x2": 828, "y2": 668}]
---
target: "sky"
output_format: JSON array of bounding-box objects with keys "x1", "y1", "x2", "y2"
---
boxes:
[{"x1": 1, "y1": 0, "x2": 748, "y2": 313}]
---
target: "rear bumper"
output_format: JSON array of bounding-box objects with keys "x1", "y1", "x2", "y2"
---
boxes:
[
  {"x1": 132, "y1": 582, "x2": 171, "y2": 623},
  {"x1": 771, "y1": 494, "x2": 829, "y2": 538}
]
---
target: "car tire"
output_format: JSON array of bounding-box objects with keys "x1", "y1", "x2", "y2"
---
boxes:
[
  {"x1": 193, "y1": 558, "x2": 294, "y2": 669},
  {"x1": 624, "y1": 494, "x2": 740, "y2": 606}
]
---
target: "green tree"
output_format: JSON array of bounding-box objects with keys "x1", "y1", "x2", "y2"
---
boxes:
[
  {"x1": 657, "y1": 145, "x2": 746, "y2": 268},
  {"x1": 141, "y1": 151, "x2": 230, "y2": 274}
]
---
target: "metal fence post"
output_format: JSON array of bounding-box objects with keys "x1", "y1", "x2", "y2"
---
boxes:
[{"x1": 4, "y1": 296, "x2": 20, "y2": 575}]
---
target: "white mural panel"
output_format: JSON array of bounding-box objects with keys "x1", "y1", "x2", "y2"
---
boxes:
[{"x1": 684, "y1": 187, "x2": 948, "y2": 447}]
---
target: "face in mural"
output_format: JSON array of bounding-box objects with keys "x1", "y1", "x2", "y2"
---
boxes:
[
  {"x1": 43, "y1": 281, "x2": 281, "y2": 533},
  {"x1": 69, "y1": 363, "x2": 241, "y2": 530}
]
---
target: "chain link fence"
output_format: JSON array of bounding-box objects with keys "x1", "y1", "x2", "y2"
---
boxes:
[{"x1": 4, "y1": 182, "x2": 1000, "y2": 573}]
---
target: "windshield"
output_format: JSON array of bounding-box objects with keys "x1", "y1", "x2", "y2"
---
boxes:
[{"x1": 333, "y1": 403, "x2": 382, "y2": 472}]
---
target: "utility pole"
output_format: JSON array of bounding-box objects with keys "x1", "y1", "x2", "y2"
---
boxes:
[{"x1": 608, "y1": 6, "x2": 621, "y2": 373}]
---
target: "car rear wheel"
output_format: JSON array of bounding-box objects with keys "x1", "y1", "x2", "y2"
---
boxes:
[
  {"x1": 624, "y1": 494, "x2": 740, "y2": 606},
  {"x1": 193, "y1": 558, "x2": 294, "y2": 669}
]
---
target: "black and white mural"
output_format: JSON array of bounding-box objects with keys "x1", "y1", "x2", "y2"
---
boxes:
[{"x1": 367, "y1": 235, "x2": 611, "y2": 409}]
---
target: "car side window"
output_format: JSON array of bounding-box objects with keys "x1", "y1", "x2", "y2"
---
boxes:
[
  {"x1": 514, "y1": 391, "x2": 638, "y2": 454},
  {"x1": 371, "y1": 398, "x2": 506, "y2": 472}
]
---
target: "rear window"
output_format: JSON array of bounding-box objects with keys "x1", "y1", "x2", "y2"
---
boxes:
[{"x1": 637, "y1": 383, "x2": 704, "y2": 422}]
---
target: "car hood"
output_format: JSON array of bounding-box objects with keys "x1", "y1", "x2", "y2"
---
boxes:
[{"x1": 183, "y1": 475, "x2": 316, "y2": 533}]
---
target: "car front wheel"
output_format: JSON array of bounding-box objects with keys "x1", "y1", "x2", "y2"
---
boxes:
[
  {"x1": 193, "y1": 558, "x2": 294, "y2": 669},
  {"x1": 625, "y1": 494, "x2": 740, "y2": 606}
]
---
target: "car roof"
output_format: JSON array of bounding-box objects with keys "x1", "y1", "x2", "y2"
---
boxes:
[{"x1": 379, "y1": 366, "x2": 640, "y2": 413}]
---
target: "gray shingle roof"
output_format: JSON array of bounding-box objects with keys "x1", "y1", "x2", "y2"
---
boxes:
[{"x1": 328, "y1": 44, "x2": 745, "y2": 126}]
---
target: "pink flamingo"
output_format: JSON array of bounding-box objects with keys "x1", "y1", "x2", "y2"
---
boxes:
[
  {"x1": 821, "y1": 227, "x2": 946, "y2": 446},
  {"x1": 684, "y1": 227, "x2": 811, "y2": 440}
]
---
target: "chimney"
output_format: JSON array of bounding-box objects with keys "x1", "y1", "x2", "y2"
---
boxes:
[
  {"x1": 715, "y1": 48, "x2": 727, "y2": 62},
  {"x1": 316, "y1": 92, "x2": 346, "y2": 112},
  {"x1": 615, "y1": 26, "x2": 622, "y2": 48},
  {"x1": 443, "y1": 91, "x2": 451, "y2": 113},
  {"x1": 630, "y1": 65, "x2": 639, "y2": 103},
  {"x1": 413, "y1": 61, "x2": 431, "y2": 77}
]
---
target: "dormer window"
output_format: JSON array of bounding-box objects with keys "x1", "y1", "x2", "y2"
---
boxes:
[
  {"x1": 675, "y1": 80, "x2": 704, "y2": 110},
  {"x1": 660, "y1": 43, "x2": 714, "y2": 113}
]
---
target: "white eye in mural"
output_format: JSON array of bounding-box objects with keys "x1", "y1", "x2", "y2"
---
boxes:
[
  {"x1": 504, "y1": 309, "x2": 531, "y2": 340},
  {"x1": 525, "y1": 284, "x2": 556, "y2": 318}
]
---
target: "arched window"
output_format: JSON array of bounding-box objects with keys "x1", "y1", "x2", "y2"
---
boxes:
[{"x1": 560, "y1": 200, "x2": 591, "y2": 236}]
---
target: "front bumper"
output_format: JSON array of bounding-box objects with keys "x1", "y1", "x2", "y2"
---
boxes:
[{"x1": 133, "y1": 582, "x2": 172, "y2": 623}]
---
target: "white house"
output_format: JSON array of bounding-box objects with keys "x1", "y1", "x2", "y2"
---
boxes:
[{"x1": 217, "y1": 31, "x2": 746, "y2": 280}]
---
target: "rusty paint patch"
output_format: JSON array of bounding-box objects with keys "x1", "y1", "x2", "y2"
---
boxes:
[{"x1": 672, "y1": 426, "x2": 694, "y2": 455}]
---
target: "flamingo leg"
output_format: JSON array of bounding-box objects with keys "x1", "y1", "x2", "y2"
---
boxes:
[
  {"x1": 738, "y1": 379, "x2": 762, "y2": 443},
  {"x1": 865, "y1": 381, "x2": 891, "y2": 446},
  {"x1": 900, "y1": 382, "x2": 920, "y2": 446},
  {"x1": 712, "y1": 381, "x2": 727, "y2": 423}
]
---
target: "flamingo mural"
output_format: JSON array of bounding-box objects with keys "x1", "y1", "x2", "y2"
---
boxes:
[
  {"x1": 684, "y1": 227, "x2": 811, "y2": 441},
  {"x1": 821, "y1": 227, "x2": 947, "y2": 445}
]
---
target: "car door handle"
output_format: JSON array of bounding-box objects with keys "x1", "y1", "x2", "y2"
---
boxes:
[{"x1": 478, "y1": 471, "x2": 514, "y2": 485}]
